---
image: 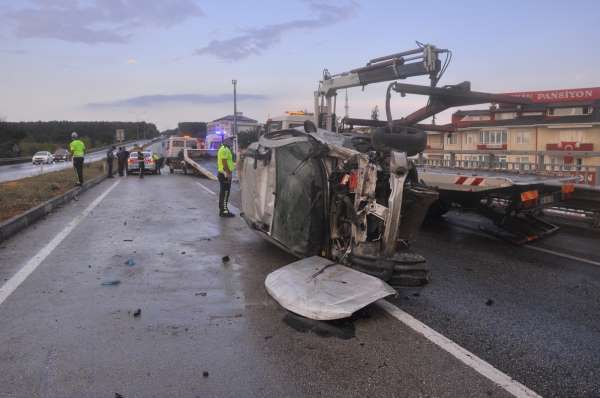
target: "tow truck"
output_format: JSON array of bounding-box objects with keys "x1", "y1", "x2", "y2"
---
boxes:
[
  {"x1": 417, "y1": 165, "x2": 575, "y2": 244},
  {"x1": 240, "y1": 43, "x2": 566, "y2": 320},
  {"x1": 266, "y1": 111, "x2": 314, "y2": 132}
]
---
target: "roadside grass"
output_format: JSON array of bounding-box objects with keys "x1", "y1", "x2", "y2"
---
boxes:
[{"x1": 0, "y1": 160, "x2": 108, "y2": 223}]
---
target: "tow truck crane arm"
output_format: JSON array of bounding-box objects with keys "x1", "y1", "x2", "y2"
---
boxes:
[
  {"x1": 315, "y1": 43, "x2": 533, "y2": 133},
  {"x1": 315, "y1": 44, "x2": 451, "y2": 130}
]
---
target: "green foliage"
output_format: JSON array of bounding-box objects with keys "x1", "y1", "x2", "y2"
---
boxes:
[
  {"x1": 178, "y1": 122, "x2": 207, "y2": 138},
  {"x1": 0, "y1": 121, "x2": 159, "y2": 156},
  {"x1": 237, "y1": 127, "x2": 261, "y2": 149},
  {"x1": 0, "y1": 121, "x2": 27, "y2": 156},
  {"x1": 18, "y1": 142, "x2": 56, "y2": 155}
]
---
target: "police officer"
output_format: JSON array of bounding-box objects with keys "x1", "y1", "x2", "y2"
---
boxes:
[
  {"x1": 137, "y1": 149, "x2": 145, "y2": 179},
  {"x1": 217, "y1": 137, "x2": 235, "y2": 217},
  {"x1": 152, "y1": 153, "x2": 161, "y2": 174},
  {"x1": 69, "y1": 132, "x2": 85, "y2": 186},
  {"x1": 106, "y1": 146, "x2": 116, "y2": 178},
  {"x1": 117, "y1": 147, "x2": 126, "y2": 176}
]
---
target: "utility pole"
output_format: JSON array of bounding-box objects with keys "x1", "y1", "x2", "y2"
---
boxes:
[
  {"x1": 344, "y1": 89, "x2": 349, "y2": 118},
  {"x1": 232, "y1": 79, "x2": 238, "y2": 139}
]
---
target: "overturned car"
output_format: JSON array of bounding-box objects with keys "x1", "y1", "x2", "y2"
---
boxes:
[
  {"x1": 238, "y1": 43, "x2": 532, "y2": 320},
  {"x1": 239, "y1": 124, "x2": 438, "y2": 319},
  {"x1": 240, "y1": 125, "x2": 438, "y2": 284}
]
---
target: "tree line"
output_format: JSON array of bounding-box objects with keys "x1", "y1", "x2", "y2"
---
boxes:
[{"x1": 0, "y1": 121, "x2": 159, "y2": 157}]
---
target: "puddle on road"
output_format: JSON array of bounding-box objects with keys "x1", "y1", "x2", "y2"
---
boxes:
[{"x1": 282, "y1": 312, "x2": 358, "y2": 340}]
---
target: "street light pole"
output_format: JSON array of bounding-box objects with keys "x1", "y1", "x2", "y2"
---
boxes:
[{"x1": 232, "y1": 79, "x2": 238, "y2": 138}]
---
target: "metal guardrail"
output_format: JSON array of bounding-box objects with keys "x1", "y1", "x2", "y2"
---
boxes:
[
  {"x1": 0, "y1": 156, "x2": 30, "y2": 166},
  {"x1": 0, "y1": 139, "x2": 147, "y2": 166}
]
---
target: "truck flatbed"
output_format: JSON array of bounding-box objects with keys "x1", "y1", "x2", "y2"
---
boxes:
[{"x1": 419, "y1": 166, "x2": 575, "y2": 192}]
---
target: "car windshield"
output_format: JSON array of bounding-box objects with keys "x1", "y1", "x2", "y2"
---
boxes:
[{"x1": 34, "y1": 152, "x2": 46, "y2": 156}]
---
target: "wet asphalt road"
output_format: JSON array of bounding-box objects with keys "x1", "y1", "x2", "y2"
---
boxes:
[
  {"x1": 0, "y1": 172, "x2": 599, "y2": 397},
  {"x1": 0, "y1": 140, "x2": 149, "y2": 183},
  {"x1": 0, "y1": 173, "x2": 514, "y2": 398},
  {"x1": 221, "y1": 174, "x2": 600, "y2": 398}
]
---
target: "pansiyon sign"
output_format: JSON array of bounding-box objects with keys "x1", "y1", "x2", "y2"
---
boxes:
[{"x1": 504, "y1": 87, "x2": 600, "y2": 104}]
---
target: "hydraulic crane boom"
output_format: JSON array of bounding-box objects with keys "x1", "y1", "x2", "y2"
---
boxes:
[
  {"x1": 314, "y1": 43, "x2": 533, "y2": 134},
  {"x1": 315, "y1": 44, "x2": 450, "y2": 130}
]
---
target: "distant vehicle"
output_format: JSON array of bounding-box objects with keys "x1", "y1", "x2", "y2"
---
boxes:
[
  {"x1": 53, "y1": 148, "x2": 70, "y2": 162},
  {"x1": 32, "y1": 151, "x2": 54, "y2": 165},
  {"x1": 164, "y1": 136, "x2": 199, "y2": 159},
  {"x1": 266, "y1": 111, "x2": 314, "y2": 133},
  {"x1": 204, "y1": 132, "x2": 231, "y2": 154},
  {"x1": 127, "y1": 151, "x2": 157, "y2": 174},
  {"x1": 165, "y1": 136, "x2": 200, "y2": 173}
]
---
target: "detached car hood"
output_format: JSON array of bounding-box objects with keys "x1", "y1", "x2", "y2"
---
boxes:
[{"x1": 265, "y1": 256, "x2": 396, "y2": 320}]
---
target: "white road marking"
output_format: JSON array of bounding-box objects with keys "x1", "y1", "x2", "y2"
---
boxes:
[
  {"x1": 195, "y1": 181, "x2": 241, "y2": 214},
  {"x1": 449, "y1": 221, "x2": 600, "y2": 267},
  {"x1": 523, "y1": 245, "x2": 600, "y2": 267},
  {"x1": 377, "y1": 300, "x2": 542, "y2": 398},
  {"x1": 0, "y1": 180, "x2": 120, "y2": 307},
  {"x1": 196, "y1": 181, "x2": 216, "y2": 195},
  {"x1": 196, "y1": 179, "x2": 540, "y2": 395}
]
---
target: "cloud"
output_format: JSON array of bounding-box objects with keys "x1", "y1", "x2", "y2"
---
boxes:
[
  {"x1": 86, "y1": 93, "x2": 268, "y2": 108},
  {"x1": 194, "y1": 0, "x2": 358, "y2": 61},
  {"x1": 0, "y1": 49, "x2": 27, "y2": 54},
  {"x1": 2, "y1": 0, "x2": 203, "y2": 44},
  {"x1": 127, "y1": 58, "x2": 137, "y2": 64}
]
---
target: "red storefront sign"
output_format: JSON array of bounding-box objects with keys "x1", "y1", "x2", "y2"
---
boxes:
[
  {"x1": 546, "y1": 142, "x2": 594, "y2": 151},
  {"x1": 504, "y1": 87, "x2": 600, "y2": 104}
]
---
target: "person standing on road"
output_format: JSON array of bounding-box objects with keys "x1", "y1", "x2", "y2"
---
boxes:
[
  {"x1": 69, "y1": 132, "x2": 85, "y2": 186},
  {"x1": 116, "y1": 147, "x2": 125, "y2": 176},
  {"x1": 123, "y1": 147, "x2": 130, "y2": 176},
  {"x1": 106, "y1": 146, "x2": 115, "y2": 178},
  {"x1": 217, "y1": 138, "x2": 235, "y2": 217},
  {"x1": 137, "y1": 150, "x2": 145, "y2": 179},
  {"x1": 152, "y1": 153, "x2": 161, "y2": 174}
]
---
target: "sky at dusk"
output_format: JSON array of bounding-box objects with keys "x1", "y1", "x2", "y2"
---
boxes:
[{"x1": 1, "y1": 0, "x2": 599, "y2": 130}]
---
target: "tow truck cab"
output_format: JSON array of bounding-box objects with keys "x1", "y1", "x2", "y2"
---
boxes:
[
  {"x1": 266, "y1": 111, "x2": 314, "y2": 133},
  {"x1": 165, "y1": 136, "x2": 200, "y2": 173},
  {"x1": 165, "y1": 136, "x2": 199, "y2": 159}
]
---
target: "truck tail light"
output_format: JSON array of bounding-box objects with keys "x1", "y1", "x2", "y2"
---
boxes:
[{"x1": 520, "y1": 190, "x2": 538, "y2": 206}]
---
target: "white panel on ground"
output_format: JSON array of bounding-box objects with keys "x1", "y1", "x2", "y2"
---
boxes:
[{"x1": 265, "y1": 256, "x2": 396, "y2": 320}]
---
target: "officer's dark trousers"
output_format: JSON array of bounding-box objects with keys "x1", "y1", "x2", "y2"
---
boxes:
[
  {"x1": 139, "y1": 162, "x2": 145, "y2": 178},
  {"x1": 218, "y1": 172, "x2": 231, "y2": 213},
  {"x1": 107, "y1": 159, "x2": 113, "y2": 176},
  {"x1": 73, "y1": 157, "x2": 84, "y2": 185},
  {"x1": 118, "y1": 160, "x2": 125, "y2": 176}
]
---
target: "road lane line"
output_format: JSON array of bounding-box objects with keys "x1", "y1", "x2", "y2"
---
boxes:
[
  {"x1": 196, "y1": 181, "x2": 216, "y2": 195},
  {"x1": 0, "y1": 180, "x2": 120, "y2": 307},
  {"x1": 448, "y1": 221, "x2": 600, "y2": 267},
  {"x1": 377, "y1": 300, "x2": 542, "y2": 398},
  {"x1": 195, "y1": 181, "x2": 540, "y2": 395},
  {"x1": 523, "y1": 245, "x2": 600, "y2": 267}
]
